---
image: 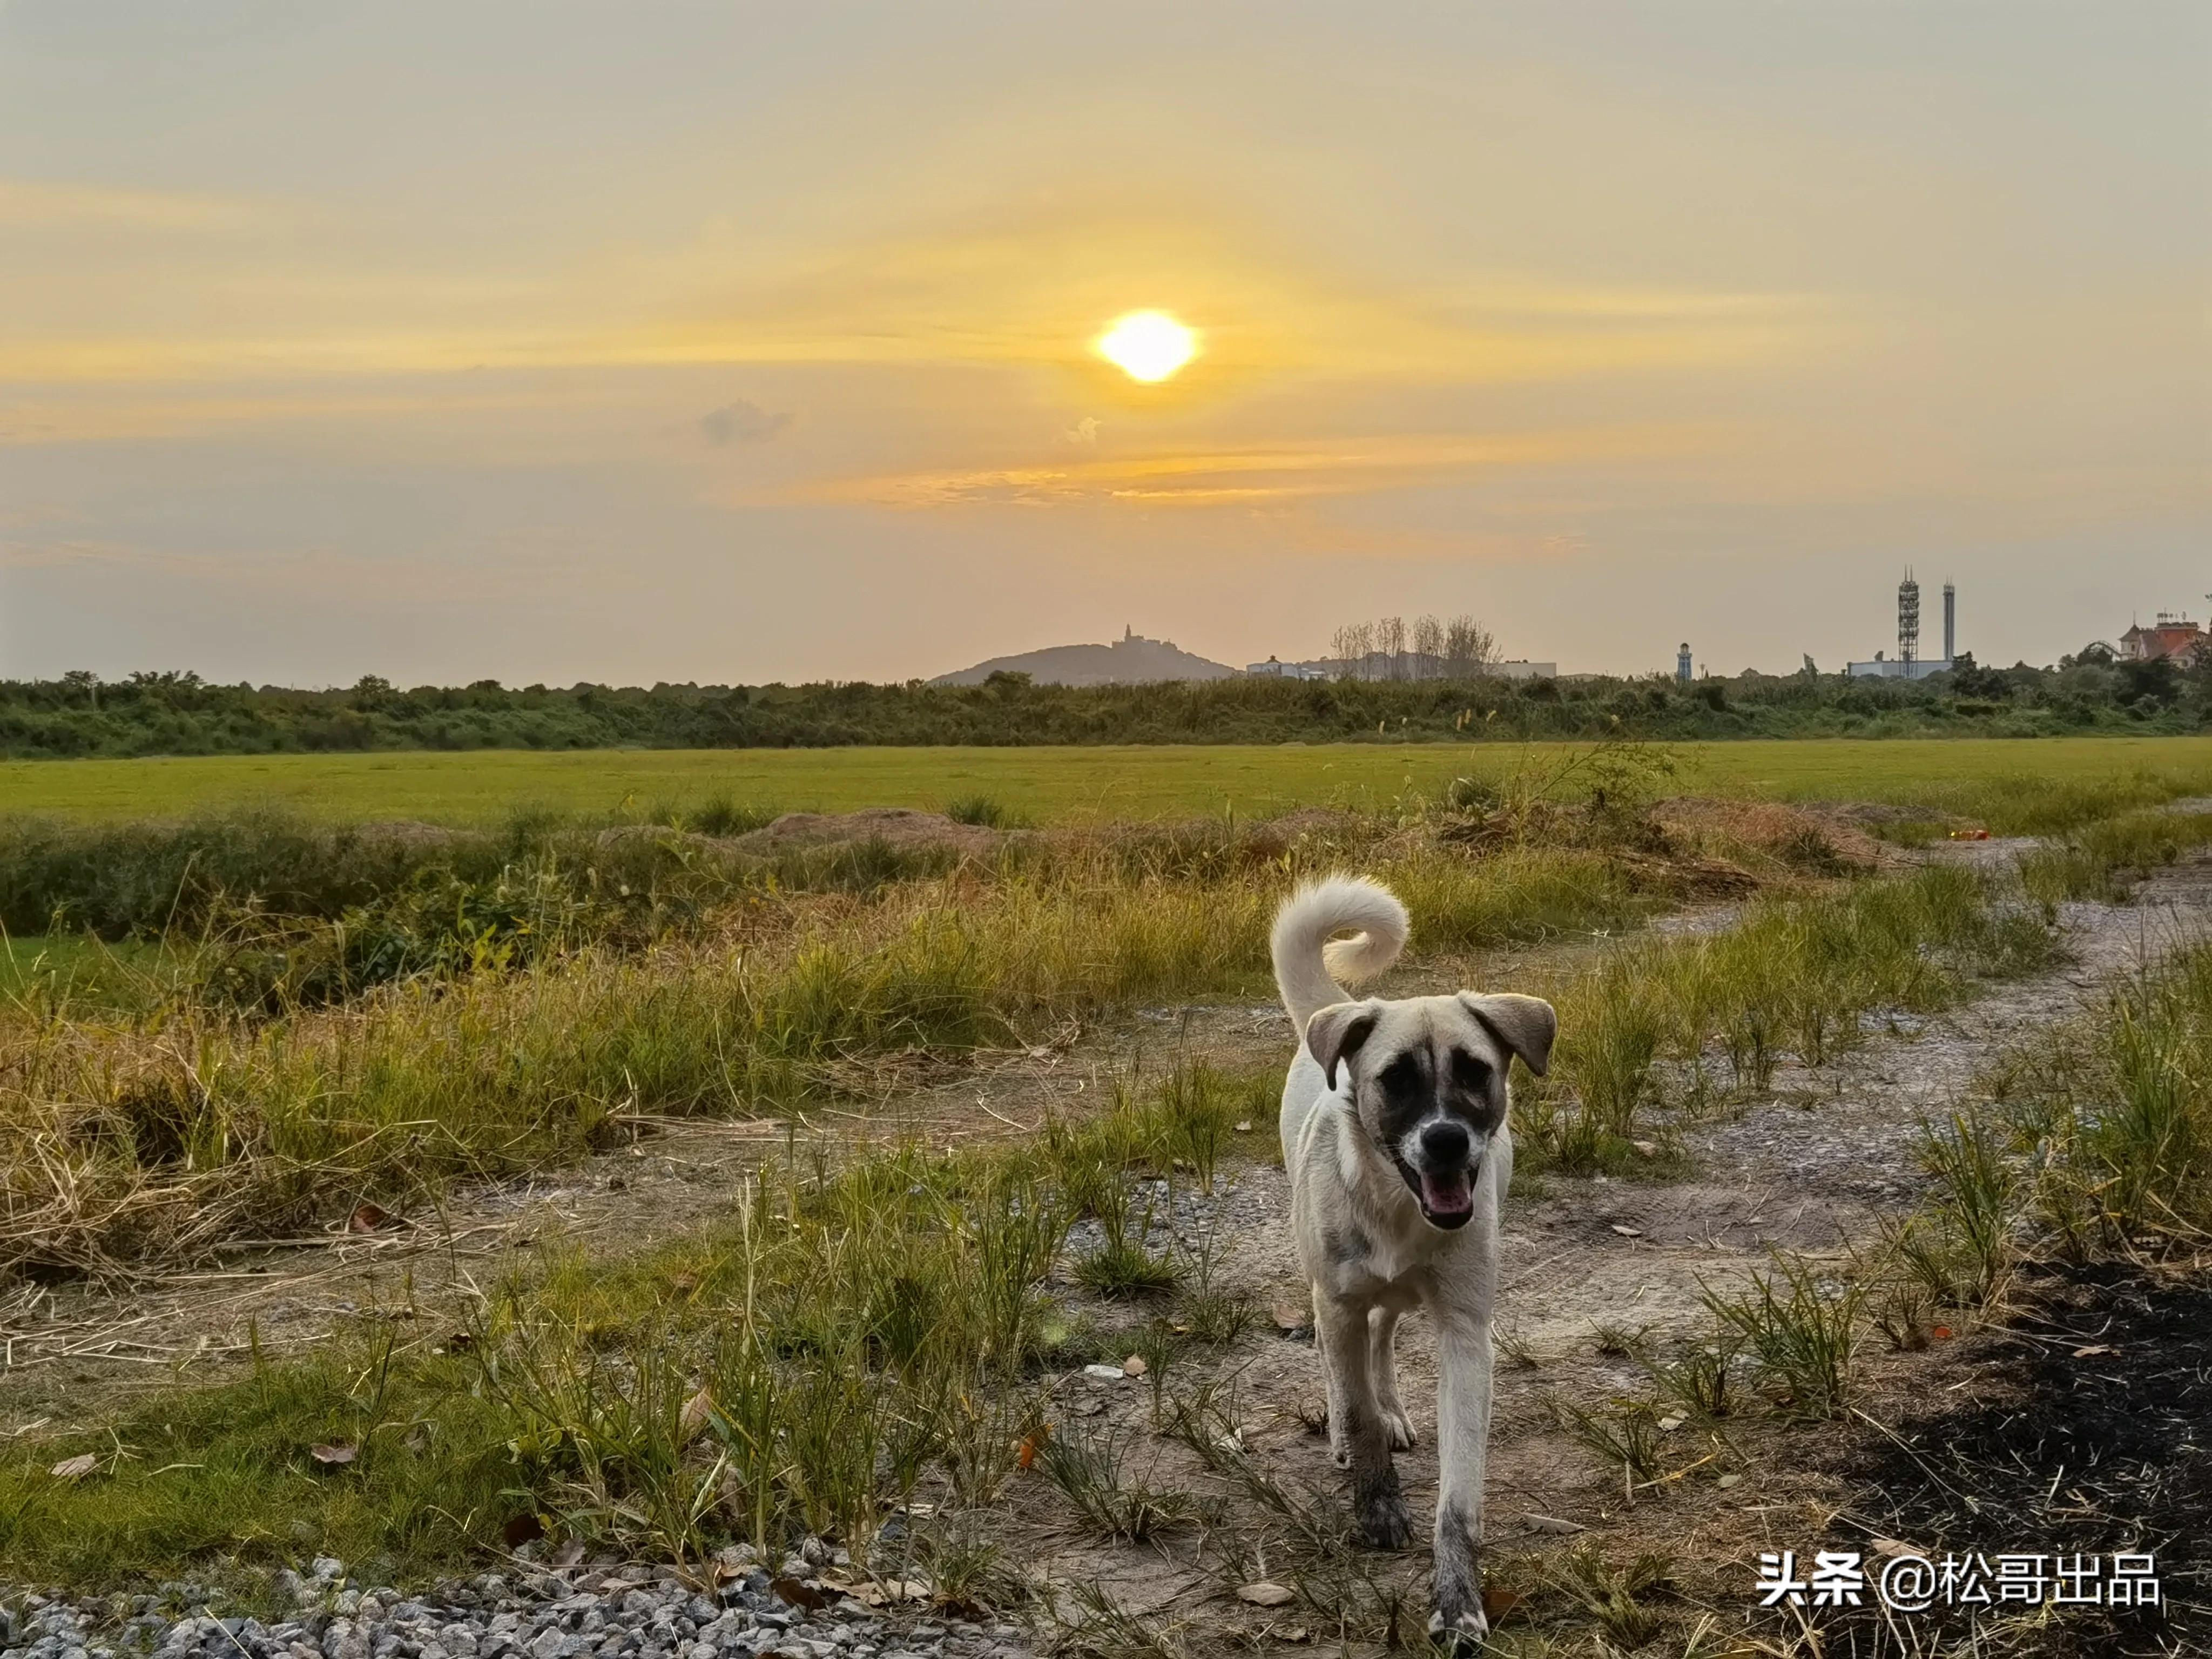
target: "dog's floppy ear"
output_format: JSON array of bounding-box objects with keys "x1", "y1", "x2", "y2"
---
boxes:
[
  {"x1": 1459, "y1": 992, "x2": 1557, "y2": 1078},
  {"x1": 1306, "y1": 1000, "x2": 1379, "y2": 1091}
]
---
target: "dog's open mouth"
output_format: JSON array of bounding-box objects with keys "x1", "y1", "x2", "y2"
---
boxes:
[{"x1": 1398, "y1": 1157, "x2": 1477, "y2": 1227}]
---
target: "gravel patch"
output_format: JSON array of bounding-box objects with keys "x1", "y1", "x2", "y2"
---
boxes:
[{"x1": 2, "y1": 1554, "x2": 1031, "y2": 1659}]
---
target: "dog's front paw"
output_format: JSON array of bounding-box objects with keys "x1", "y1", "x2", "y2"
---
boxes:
[
  {"x1": 1380, "y1": 1402, "x2": 1417, "y2": 1451},
  {"x1": 1353, "y1": 1464, "x2": 1412, "y2": 1549},
  {"x1": 1427, "y1": 1604, "x2": 1491, "y2": 1655}
]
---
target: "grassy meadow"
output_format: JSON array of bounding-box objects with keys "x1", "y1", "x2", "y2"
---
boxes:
[
  {"x1": 5, "y1": 737, "x2": 2212, "y2": 1651},
  {"x1": 6, "y1": 734, "x2": 2212, "y2": 828}
]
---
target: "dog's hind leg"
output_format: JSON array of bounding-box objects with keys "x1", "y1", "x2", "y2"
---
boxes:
[
  {"x1": 1368, "y1": 1306, "x2": 1417, "y2": 1451},
  {"x1": 1427, "y1": 1303, "x2": 1495, "y2": 1652},
  {"x1": 1317, "y1": 1294, "x2": 1411, "y2": 1548}
]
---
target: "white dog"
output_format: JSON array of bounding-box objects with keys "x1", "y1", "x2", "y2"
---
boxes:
[{"x1": 1272, "y1": 874, "x2": 1556, "y2": 1651}]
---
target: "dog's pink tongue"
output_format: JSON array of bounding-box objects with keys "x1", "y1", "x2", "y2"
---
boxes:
[{"x1": 1420, "y1": 1168, "x2": 1474, "y2": 1215}]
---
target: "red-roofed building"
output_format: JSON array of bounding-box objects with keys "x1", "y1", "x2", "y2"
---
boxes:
[{"x1": 2120, "y1": 613, "x2": 2206, "y2": 663}]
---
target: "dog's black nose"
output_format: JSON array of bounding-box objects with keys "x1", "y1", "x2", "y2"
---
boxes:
[{"x1": 1419, "y1": 1119, "x2": 1471, "y2": 1165}]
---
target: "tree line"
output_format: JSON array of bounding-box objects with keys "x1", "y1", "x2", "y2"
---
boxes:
[{"x1": 0, "y1": 648, "x2": 2204, "y2": 759}]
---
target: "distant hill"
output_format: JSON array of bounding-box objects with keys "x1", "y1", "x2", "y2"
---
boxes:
[{"x1": 931, "y1": 627, "x2": 1238, "y2": 687}]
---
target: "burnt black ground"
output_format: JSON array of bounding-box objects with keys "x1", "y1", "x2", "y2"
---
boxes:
[{"x1": 1811, "y1": 1264, "x2": 2211, "y2": 1657}]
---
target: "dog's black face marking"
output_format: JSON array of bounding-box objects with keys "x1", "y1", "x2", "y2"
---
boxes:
[{"x1": 1354, "y1": 1027, "x2": 1509, "y2": 1231}]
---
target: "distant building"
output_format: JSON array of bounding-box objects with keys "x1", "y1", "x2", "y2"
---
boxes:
[
  {"x1": 1676, "y1": 644, "x2": 1692, "y2": 683},
  {"x1": 1847, "y1": 652, "x2": 1952, "y2": 681},
  {"x1": 1245, "y1": 655, "x2": 1330, "y2": 680},
  {"x1": 1850, "y1": 569, "x2": 1955, "y2": 678},
  {"x1": 2120, "y1": 613, "x2": 2205, "y2": 663}
]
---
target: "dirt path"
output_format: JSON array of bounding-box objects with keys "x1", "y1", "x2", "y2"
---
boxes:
[{"x1": 977, "y1": 851, "x2": 2212, "y2": 1647}]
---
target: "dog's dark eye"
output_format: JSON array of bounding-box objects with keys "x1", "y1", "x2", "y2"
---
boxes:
[
  {"x1": 1379, "y1": 1054, "x2": 1422, "y2": 1094},
  {"x1": 1450, "y1": 1051, "x2": 1493, "y2": 1092}
]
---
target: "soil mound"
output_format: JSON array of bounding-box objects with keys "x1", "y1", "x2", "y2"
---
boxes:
[
  {"x1": 1653, "y1": 797, "x2": 1885, "y2": 873},
  {"x1": 731, "y1": 808, "x2": 1006, "y2": 858}
]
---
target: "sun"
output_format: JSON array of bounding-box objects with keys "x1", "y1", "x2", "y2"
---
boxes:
[{"x1": 1096, "y1": 311, "x2": 1198, "y2": 382}]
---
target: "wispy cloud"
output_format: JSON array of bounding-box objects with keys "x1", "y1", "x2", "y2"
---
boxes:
[{"x1": 698, "y1": 399, "x2": 792, "y2": 446}]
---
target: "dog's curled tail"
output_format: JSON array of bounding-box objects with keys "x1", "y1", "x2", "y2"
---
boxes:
[{"x1": 1271, "y1": 874, "x2": 1410, "y2": 1030}]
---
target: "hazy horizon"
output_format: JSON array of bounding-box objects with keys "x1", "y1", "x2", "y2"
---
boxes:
[{"x1": 3, "y1": 3, "x2": 2206, "y2": 687}]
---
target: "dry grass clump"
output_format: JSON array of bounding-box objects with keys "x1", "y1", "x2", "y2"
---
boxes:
[
  {"x1": 0, "y1": 796, "x2": 1704, "y2": 1276},
  {"x1": 1651, "y1": 796, "x2": 1886, "y2": 875}
]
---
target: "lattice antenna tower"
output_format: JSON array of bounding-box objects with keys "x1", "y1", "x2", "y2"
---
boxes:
[{"x1": 1898, "y1": 568, "x2": 1921, "y2": 670}]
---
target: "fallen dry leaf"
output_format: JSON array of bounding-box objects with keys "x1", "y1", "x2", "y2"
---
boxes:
[
  {"x1": 1237, "y1": 1581, "x2": 1297, "y2": 1607},
  {"x1": 1866, "y1": 1535, "x2": 1918, "y2": 1559},
  {"x1": 347, "y1": 1202, "x2": 393, "y2": 1233},
  {"x1": 1716, "y1": 1472, "x2": 1743, "y2": 1491},
  {"x1": 1629, "y1": 1140, "x2": 1660, "y2": 1158},
  {"x1": 1656, "y1": 1413, "x2": 1685, "y2": 1432},
  {"x1": 679, "y1": 1387, "x2": 714, "y2": 1442},
  {"x1": 1932, "y1": 1325, "x2": 1955, "y2": 1340},
  {"x1": 1480, "y1": 1587, "x2": 1523, "y2": 1623},
  {"x1": 1608, "y1": 1223, "x2": 1644, "y2": 1238},
  {"x1": 1016, "y1": 1429, "x2": 1047, "y2": 1470},
  {"x1": 1272, "y1": 1301, "x2": 1310, "y2": 1333},
  {"x1": 48, "y1": 1453, "x2": 97, "y2": 1481},
  {"x1": 1281, "y1": 1629, "x2": 1310, "y2": 1644},
  {"x1": 309, "y1": 1442, "x2": 358, "y2": 1467},
  {"x1": 2073, "y1": 1344, "x2": 2115, "y2": 1358},
  {"x1": 1122, "y1": 1354, "x2": 1148, "y2": 1377},
  {"x1": 771, "y1": 1577, "x2": 827, "y2": 1611},
  {"x1": 1523, "y1": 1513, "x2": 1586, "y2": 1535},
  {"x1": 1233, "y1": 1120, "x2": 1253, "y2": 1132}
]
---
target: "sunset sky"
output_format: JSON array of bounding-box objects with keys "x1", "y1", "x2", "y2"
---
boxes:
[{"x1": 2, "y1": 2, "x2": 2205, "y2": 686}]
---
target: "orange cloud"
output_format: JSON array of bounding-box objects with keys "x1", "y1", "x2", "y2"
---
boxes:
[{"x1": 810, "y1": 426, "x2": 1712, "y2": 510}]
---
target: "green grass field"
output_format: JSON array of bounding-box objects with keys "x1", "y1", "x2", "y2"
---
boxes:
[{"x1": 5, "y1": 736, "x2": 2211, "y2": 826}]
